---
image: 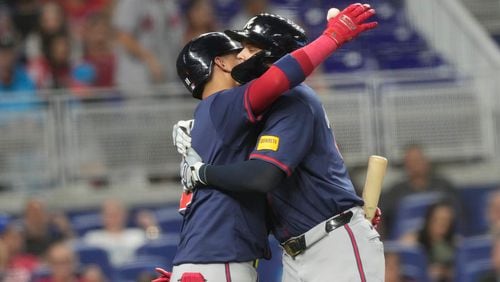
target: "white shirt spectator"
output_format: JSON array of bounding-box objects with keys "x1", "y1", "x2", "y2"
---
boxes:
[
  {"x1": 83, "y1": 228, "x2": 146, "y2": 266},
  {"x1": 112, "y1": 0, "x2": 184, "y2": 94}
]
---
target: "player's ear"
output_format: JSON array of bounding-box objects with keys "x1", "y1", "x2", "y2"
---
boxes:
[{"x1": 214, "y1": 56, "x2": 231, "y2": 73}]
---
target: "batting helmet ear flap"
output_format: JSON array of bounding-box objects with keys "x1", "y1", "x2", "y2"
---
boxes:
[
  {"x1": 231, "y1": 51, "x2": 273, "y2": 84},
  {"x1": 176, "y1": 32, "x2": 242, "y2": 99}
]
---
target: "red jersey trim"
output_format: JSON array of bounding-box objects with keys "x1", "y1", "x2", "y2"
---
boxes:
[{"x1": 249, "y1": 153, "x2": 292, "y2": 176}]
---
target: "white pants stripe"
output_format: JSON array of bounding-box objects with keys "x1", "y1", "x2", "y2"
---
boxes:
[{"x1": 281, "y1": 207, "x2": 385, "y2": 282}]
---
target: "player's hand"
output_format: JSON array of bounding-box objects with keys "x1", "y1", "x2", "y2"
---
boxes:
[
  {"x1": 173, "y1": 119, "x2": 194, "y2": 156},
  {"x1": 180, "y1": 147, "x2": 206, "y2": 192},
  {"x1": 371, "y1": 207, "x2": 382, "y2": 228},
  {"x1": 323, "y1": 3, "x2": 377, "y2": 46},
  {"x1": 152, "y1": 267, "x2": 171, "y2": 282}
]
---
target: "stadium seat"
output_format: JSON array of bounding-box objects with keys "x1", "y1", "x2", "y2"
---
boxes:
[
  {"x1": 323, "y1": 49, "x2": 369, "y2": 73},
  {"x1": 298, "y1": 5, "x2": 327, "y2": 38},
  {"x1": 113, "y1": 256, "x2": 167, "y2": 282},
  {"x1": 371, "y1": 1, "x2": 399, "y2": 24},
  {"x1": 455, "y1": 235, "x2": 493, "y2": 282},
  {"x1": 384, "y1": 241, "x2": 430, "y2": 282},
  {"x1": 463, "y1": 259, "x2": 493, "y2": 282},
  {"x1": 154, "y1": 206, "x2": 183, "y2": 234},
  {"x1": 270, "y1": 0, "x2": 302, "y2": 7},
  {"x1": 376, "y1": 49, "x2": 445, "y2": 70},
  {"x1": 70, "y1": 212, "x2": 102, "y2": 236},
  {"x1": 72, "y1": 242, "x2": 114, "y2": 279},
  {"x1": 458, "y1": 184, "x2": 499, "y2": 236},
  {"x1": 212, "y1": 0, "x2": 241, "y2": 24},
  {"x1": 364, "y1": 26, "x2": 428, "y2": 51},
  {"x1": 390, "y1": 192, "x2": 445, "y2": 240},
  {"x1": 257, "y1": 236, "x2": 283, "y2": 282},
  {"x1": 398, "y1": 245, "x2": 431, "y2": 282},
  {"x1": 135, "y1": 235, "x2": 179, "y2": 270}
]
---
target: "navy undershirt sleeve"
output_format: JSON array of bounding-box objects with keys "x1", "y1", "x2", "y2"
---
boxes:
[{"x1": 200, "y1": 159, "x2": 286, "y2": 193}]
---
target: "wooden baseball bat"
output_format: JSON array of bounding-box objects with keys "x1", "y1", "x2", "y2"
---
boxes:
[{"x1": 362, "y1": 155, "x2": 388, "y2": 220}]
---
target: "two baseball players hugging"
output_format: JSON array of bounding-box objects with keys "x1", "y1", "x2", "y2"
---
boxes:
[{"x1": 153, "y1": 3, "x2": 383, "y2": 282}]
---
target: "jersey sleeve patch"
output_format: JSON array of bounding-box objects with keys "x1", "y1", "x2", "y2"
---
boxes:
[{"x1": 256, "y1": 135, "x2": 280, "y2": 151}]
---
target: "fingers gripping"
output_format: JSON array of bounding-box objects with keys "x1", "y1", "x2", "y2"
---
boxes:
[
  {"x1": 173, "y1": 119, "x2": 194, "y2": 156},
  {"x1": 351, "y1": 3, "x2": 367, "y2": 18},
  {"x1": 323, "y1": 3, "x2": 377, "y2": 46},
  {"x1": 153, "y1": 268, "x2": 172, "y2": 282},
  {"x1": 356, "y1": 8, "x2": 376, "y2": 25}
]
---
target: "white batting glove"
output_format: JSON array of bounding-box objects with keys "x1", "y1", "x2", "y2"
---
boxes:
[
  {"x1": 180, "y1": 147, "x2": 206, "y2": 192},
  {"x1": 172, "y1": 119, "x2": 194, "y2": 156}
]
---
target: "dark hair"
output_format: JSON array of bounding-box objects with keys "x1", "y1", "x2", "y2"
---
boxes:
[
  {"x1": 417, "y1": 201, "x2": 456, "y2": 252},
  {"x1": 41, "y1": 31, "x2": 70, "y2": 64}
]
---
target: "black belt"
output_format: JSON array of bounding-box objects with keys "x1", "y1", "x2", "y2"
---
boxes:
[{"x1": 281, "y1": 210, "x2": 354, "y2": 258}]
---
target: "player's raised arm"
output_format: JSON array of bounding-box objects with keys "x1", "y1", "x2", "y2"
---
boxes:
[{"x1": 246, "y1": 3, "x2": 377, "y2": 116}]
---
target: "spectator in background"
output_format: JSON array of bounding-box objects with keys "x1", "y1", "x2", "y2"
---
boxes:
[
  {"x1": 385, "y1": 250, "x2": 417, "y2": 282},
  {"x1": 401, "y1": 201, "x2": 458, "y2": 282},
  {"x1": 83, "y1": 199, "x2": 146, "y2": 267},
  {"x1": 9, "y1": 0, "x2": 40, "y2": 41},
  {"x1": 35, "y1": 241, "x2": 82, "y2": 282},
  {"x1": 134, "y1": 209, "x2": 161, "y2": 240},
  {"x1": 380, "y1": 144, "x2": 458, "y2": 238},
  {"x1": 0, "y1": 8, "x2": 15, "y2": 35},
  {"x1": 81, "y1": 265, "x2": 107, "y2": 282},
  {"x1": 22, "y1": 198, "x2": 74, "y2": 257},
  {"x1": 478, "y1": 229, "x2": 500, "y2": 282},
  {"x1": 24, "y1": 2, "x2": 67, "y2": 61},
  {"x1": 182, "y1": 0, "x2": 218, "y2": 44},
  {"x1": 75, "y1": 12, "x2": 115, "y2": 89},
  {"x1": 112, "y1": 0, "x2": 183, "y2": 94},
  {"x1": 0, "y1": 31, "x2": 36, "y2": 94},
  {"x1": 57, "y1": 0, "x2": 112, "y2": 40},
  {"x1": 0, "y1": 214, "x2": 39, "y2": 282},
  {"x1": 28, "y1": 32, "x2": 75, "y2": 89},
  {"x1": 487, "y1": 189, "x2": 500, "y2": 234}
]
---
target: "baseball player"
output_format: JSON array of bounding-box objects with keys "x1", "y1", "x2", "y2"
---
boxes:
[
  {"x1": 173, "y1": 7, "x2": 384, "y2": 282},
  {"x1": 160, "y1": 4, "x2": 377, "y2": 282}
]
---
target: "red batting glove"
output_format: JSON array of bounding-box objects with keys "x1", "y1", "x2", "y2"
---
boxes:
[
  {"x1": 152, "y1": 267, "x2": 172, "y2": 282},
  {"x1": 371, "y1": 207, "x2": 382, "y2": 229},
  {"x1": 323, "y1": 3, "x2": 378, "y2": 46}
]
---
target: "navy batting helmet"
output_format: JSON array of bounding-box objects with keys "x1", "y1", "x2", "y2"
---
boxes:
[
  {"x1": 225, "y1": 13, "x2": 307, "y2": 60},
  {"x1": 176, "y1": 32, "x2": 242, "y2": 99},
  {"x1": 225, "y1": 13, "x2": 308, "y2": 83}
]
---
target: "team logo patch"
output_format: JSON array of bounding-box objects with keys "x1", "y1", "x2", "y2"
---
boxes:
[{"x1": 256, "y1": 135, "x2": 280, "y2": 151}]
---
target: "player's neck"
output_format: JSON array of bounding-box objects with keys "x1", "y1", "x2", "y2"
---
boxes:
[{"x1": 202, "y1": 69, "x2": 237, "y2": 99}]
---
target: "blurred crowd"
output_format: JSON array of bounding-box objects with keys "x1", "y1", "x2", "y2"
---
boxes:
[
  {"x1": 0, "y1": 144, "x2": 500, "y2": 282},
  {"x1": 0, "y1": 197, "x2": 166, "y2": 282},
  {"x1": 379, "y1": 145, "x2": 500, "y2": 282},
  {"x1": 0, "y1": 0, "x2": 285, "y2": 98}
]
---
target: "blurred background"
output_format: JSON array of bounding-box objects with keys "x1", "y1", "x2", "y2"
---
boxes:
[{"x1": 0, "y1": 0, "x2": 500, "y2": 281}]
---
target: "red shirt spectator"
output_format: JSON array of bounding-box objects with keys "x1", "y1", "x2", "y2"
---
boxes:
[
  {"x1": 34, "y1": 242, "x2": 83, "y2": 282},
  {"x1": 80, "y1": 12, "x2": 115, "y2": 88},
  {"x1": 1, "y1": 215, "x2": 40, "y2": 282}
]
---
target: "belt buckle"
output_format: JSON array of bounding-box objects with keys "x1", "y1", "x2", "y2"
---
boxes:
[{"x1": 283, "y1": 237, "x2": 303, "y2": 257}]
